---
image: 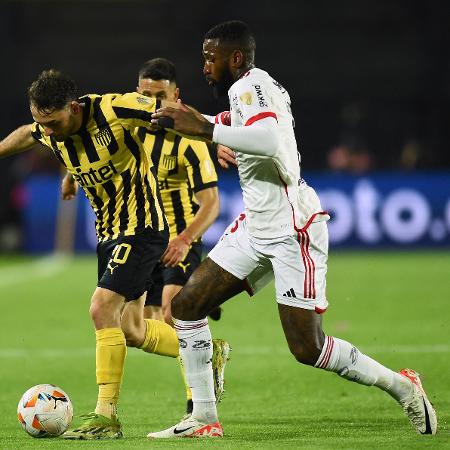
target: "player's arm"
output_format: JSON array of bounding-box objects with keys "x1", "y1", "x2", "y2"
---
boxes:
[
  {"x1": 162, "y1": 186, "x2": 220, "y2": 267},
  {"x1": 0, "y1": 124, "x2": 36, "y2": 158},
  {"x1": 61, "y1": 171, "x2": 78, "y2": 200},
  {"x1": 152, "y1": 90, "x2": 279, "y2": 157}
]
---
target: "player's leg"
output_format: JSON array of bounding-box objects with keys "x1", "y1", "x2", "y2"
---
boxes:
[
  {"x1": 65, "y1": 228, "x2": 169, "y2": 440},
  {"x1": 274, "y1": 221, "x2": 437, "y2": 434},
  {"x1": 121, "y1": 295, "x2": 179, "y2": 357},
  {"x1": 144, "y1": 305, "x2": 164, "y2": 321},
  {"x1": 148, "y1": 218, "x2": 257, "y2": 438}
]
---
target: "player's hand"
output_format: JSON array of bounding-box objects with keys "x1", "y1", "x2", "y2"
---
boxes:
[
  {"x1": 151, "y1": 99, "x2": 214, "y2": 140},
  {"x1": 61, "y1": 173, "x2": 78, "y2": 200},
  {"x1": 161, "y1": 234, "x2": 191, "y2": 267},
  {"x1": 217, "y1": 144, "x2": 237, "y2": 169}
]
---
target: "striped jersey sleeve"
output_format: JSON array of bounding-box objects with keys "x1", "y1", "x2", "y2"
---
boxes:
[
  {"x1": 111, "y1": 92, "x2": 159, "y2": 130},
  {"x1": 183, "y1": 140, "x2": 218, "y2": 193}
]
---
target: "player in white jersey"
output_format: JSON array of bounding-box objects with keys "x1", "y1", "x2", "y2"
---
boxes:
[{"x1": 148, "y1": 20, "x2": 437, "y2": 438}]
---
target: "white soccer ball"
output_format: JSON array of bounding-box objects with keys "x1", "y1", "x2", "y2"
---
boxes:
[{"x1": 17, "y1": 384, "x2": 73, "y2": 438}]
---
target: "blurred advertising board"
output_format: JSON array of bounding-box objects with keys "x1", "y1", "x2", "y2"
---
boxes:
[{"x1": 21, "y1": 172, "x2": 450, "y2": 252}]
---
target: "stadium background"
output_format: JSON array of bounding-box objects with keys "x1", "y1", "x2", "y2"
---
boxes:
[
  {"x1": 0, "y1": 0, "x2": 449, "y2": 252},
  {"x1": 1, "y1": 2, "x2": 449, "y2": 448}
]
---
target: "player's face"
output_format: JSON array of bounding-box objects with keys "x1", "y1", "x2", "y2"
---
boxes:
[
  {"x1": 203, "y1": 39, "x2": 234, "y2": 98},
  {"x1": 31, "y1": 102, "x2": 81, "y2": 142},
  {"x1": 137, "y1": 78, "x2": 179, "y2": 102}
]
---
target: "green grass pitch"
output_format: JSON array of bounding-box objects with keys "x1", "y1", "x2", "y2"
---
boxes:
[{"x1": 0, "y1": 252, "x2": 448, "y2": 449}]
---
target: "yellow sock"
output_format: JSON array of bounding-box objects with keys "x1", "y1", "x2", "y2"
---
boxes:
[
  {"x1": 95, "y1": 328, "x2": 127, "y2": 418},
  {"x1": 178, "y1": 356, "x2": 192, "y2": 401},
  {"x1": 140, "y1": 319, "x2": 179, "y2": 357}
]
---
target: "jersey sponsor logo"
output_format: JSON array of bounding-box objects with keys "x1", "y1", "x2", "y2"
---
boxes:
[
  {"x1": 162, "y1": 154, "x2": 177, "y2": 171},
  {"x1": 231, "y1": 94, "x2": 243, "y2": 119},
  {"x1": 94, "y1": 127, "x2": 113, "y2": 147},
  {"x1": 72, "y1": 159, "x2": 118, "y2": 186},
  {"x1": 239, "y1": 91, "x2": 253, "y2": 105},
  {"x1": 272, "y1": 79, "x2": 287, "y2": 94},
  {"x1": 252, "y1": 84, "x2": 268, "y2": 108}
]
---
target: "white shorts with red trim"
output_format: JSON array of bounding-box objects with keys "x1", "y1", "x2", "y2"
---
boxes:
[{"x1": 208, "y1": 214, "x2": 329, "y2": 313}]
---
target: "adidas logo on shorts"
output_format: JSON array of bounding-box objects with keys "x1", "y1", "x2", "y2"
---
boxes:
[{"x1": 282, "y1": 288, "x2": 296, "y2": 298}]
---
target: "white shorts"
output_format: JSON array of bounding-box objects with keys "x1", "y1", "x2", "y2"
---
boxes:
[{"x1": 208, "y1": 214, "x2": 329, "y2": 312}]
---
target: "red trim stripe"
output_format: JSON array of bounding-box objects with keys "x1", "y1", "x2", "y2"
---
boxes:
[
  {"x1": 318, "y1": 336, "x2": 334, "y2": 368},
  {"x1": 174, "y1": 321, "x2": 208, "y2": 331},
  {"x1": 297, "y1": 231, "x2": 310, "y2": 299},
  {"x1": 303, "y1": 230, "x2": 316, "y2": 298},
  {"x1": 245, "y1": 112, "x2": 277, "y2": 126}
]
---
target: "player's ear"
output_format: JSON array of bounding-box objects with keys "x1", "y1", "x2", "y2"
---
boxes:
[
  {"x1": 232, "y1": 50, "x2": 244, "y2": 68},
  {"x1": 174, "y1": 87, "x2": 180, "y2": 101},
  {"x1": 70, "y1": 101, "x2": 80, "y2": 114}
]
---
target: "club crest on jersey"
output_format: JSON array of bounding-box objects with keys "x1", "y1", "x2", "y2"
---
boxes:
[
  {"x1": 252, "y1": 84, "x2": 268, "y2": 107},
  {"x1": 94, "y1": 127, "x2": 113, "y2": 147},
  {"x1": 162, "y1": 154, "x2": 177, "y2": 171},
  {"x1": 239, "y1": 92, "x2": 253, "y2": 105}
]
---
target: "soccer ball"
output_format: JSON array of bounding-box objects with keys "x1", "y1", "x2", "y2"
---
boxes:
[{"x1": 17, "y1": 384, "x2": 73, "y2": 438}]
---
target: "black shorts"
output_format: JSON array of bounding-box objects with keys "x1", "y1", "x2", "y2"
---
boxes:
[
  {"x1": 97, "y1": 228, "x2": 169, "y2": 301},
  {"x1": 145, "y1": 242, "x2": 202, "y2": 307}
]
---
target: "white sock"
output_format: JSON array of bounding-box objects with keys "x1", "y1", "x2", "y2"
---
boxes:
[
  {"x1": 173, "y1": 318, "x2": 218, "y2": 423},
  {"x1": 315, "y1": 336, "x2": 412, "y2": 401}
]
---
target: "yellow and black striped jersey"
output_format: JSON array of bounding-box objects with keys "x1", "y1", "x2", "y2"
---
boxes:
[
  {"x1": 31, "y1": 92, "x2": 167, "y2": 242},
  {"x1": 136, "y1": 128, "x2": 218, "y2": 240}
]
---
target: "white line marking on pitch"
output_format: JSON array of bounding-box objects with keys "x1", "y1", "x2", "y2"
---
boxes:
[
  {"x1": 0, "y1": 255, "x2": 70, "y2": 287},
  {"x1": 1, "y1": 344, "x2": 449, "y2": 358}
]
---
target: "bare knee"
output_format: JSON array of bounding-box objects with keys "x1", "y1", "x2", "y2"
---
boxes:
[{"x1": 90, "y1": 289, "x2": 123, "y2": 329}]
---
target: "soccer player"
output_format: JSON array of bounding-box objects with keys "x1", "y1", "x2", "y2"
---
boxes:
[
  {"x1": 134, "y1": 58, "x2": 222, "y2": 326},
  {"x1": 61, "y1": 57, "x2": 227, "y2": 416},
  {"x1": 0, "y1": 69, "x2": 227, "y2": 440},
  {"x1": 147, "y1": 21, "x2": 438, "y2": 438}
]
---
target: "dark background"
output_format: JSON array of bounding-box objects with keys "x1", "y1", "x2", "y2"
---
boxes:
[
  {"x1": 1, "y1": 0, "x2": 449, "y2": 169},
  {"x1": 0, "y1": 0, "x2": 449, "y2": 248}
]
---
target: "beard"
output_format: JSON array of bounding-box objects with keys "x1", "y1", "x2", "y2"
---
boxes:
[{"x1": 211, "y1": 68, "x2": 234, "y2": 99}]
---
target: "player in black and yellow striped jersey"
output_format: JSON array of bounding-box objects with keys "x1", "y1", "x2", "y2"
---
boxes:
[
  {"x1": 0, "y1": 69, "x2": 183, "y2": 439},
  {"x1": 131, "y1": 58, "x2": 222, "y2": 415}
]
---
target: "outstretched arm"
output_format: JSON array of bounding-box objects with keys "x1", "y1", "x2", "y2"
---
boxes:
[
  {"x1": 0, "y1": 124, "x2": 35, "y2": 158},
  {"x1": 152, "y1": 101, "x2": 279, "y2": 157}
]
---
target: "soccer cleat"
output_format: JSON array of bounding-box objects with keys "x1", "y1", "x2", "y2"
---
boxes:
[
  {"x1": 398, "y1": 368, "x2": 437, "y2": 435},
  {"x1": 63, "y1": 412, "x2": 123, "y2": 440},
  {"x1": 212, "y1": 338, "x2": 231, "y2": 403},
  {"x1": 147, "y1": 416, "x2": 223, "y2": 438}
]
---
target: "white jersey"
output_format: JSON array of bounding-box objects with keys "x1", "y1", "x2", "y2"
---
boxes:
[{"x1": 228, "y1": 68, "x2": 301, "y2": 239}]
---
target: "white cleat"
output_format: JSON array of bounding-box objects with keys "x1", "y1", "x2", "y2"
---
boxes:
[
  {"x1": 147, "y1": 416, "x2": 223, "y2": 438},
  {"x1": 212, "y1": 338, "x2": 231, "y2": 403},
  {"x1": 398, "y1": 368, "x2": 437, "y2": 435}
]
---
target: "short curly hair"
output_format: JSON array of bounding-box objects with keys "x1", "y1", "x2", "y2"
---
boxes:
[
  {"x1": 138, "y1": 58, "x2": 177, "y2": 83},
  {"x1": 204, "y1": 20, "x2": 256, "y2": 55},
  {"x1": 28, "y1": 69, "x2": 78, "y2": 115}
]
